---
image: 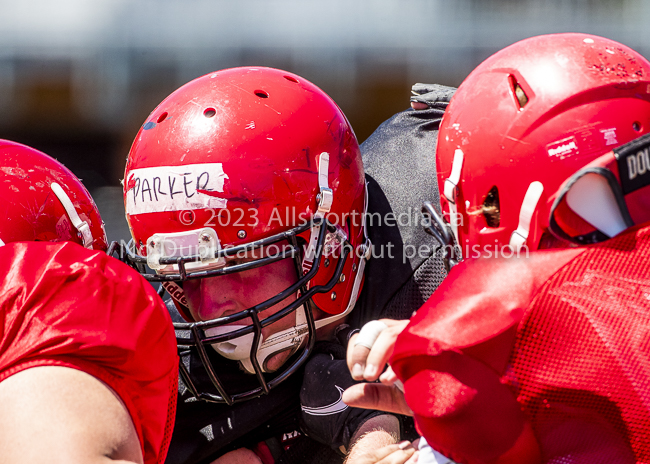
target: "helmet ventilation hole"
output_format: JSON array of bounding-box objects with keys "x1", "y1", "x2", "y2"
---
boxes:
[
  {"x1": 284, "y1": 75, "x2": 299, "y2": 83},
  {"x1": 254, "y1": 90, "x2": 269, "y2": 98},
  {"x1": 633, "y1": 121, "x2": 642, "y2": 132},
  {"x1": 515, "y1": 85, "x2": 529, "y2": 108},
  {"x1": 509, "y1": 75, "x2": 529, "y2": 109},
  {"x1": 157, "y1": 112, "x2": 168, "y2": 123},
  {"x1": 204, "y1": 108, "x2": 216, "y2": 118}
]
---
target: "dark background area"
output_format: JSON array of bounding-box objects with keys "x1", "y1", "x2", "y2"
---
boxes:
[{"x1": 0, "y1": 0, "x2": 646, "y2": 242}]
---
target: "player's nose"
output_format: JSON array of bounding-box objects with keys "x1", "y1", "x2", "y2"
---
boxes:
[{"x1": 194, "y1": 280, "x2": 242, "y2": 321}]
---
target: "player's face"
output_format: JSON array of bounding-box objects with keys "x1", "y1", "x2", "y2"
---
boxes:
[{"x1": 182, "y1": 254, "x2": 299, "y2": 372}]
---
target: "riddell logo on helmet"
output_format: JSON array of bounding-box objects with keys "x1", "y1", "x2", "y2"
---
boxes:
[
  {"x1": 546, "y1": 136, "x2": 579, "y2": 159},
  {"x1": 162, "y1": 281, "x2": 188, "y2": 307}
]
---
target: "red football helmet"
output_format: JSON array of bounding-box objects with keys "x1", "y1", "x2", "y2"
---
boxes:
[
  {"x1": 0, "y1": 139, "x2": 107, "y2": 250},
  {"x1": 431, "y1": 33, "x2": 650, "y2": 265},
  {"x1": 123, "y1": 67, "x2": 368, "y2": 403}
]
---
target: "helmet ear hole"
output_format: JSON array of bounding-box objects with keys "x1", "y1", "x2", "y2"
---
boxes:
[{"x1": 482, "y1": 186, "x2": 501, "y2": 228}]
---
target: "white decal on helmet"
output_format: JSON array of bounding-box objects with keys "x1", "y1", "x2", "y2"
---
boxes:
[
  {"x1": 546, "y1": 136, "x2": 579, "y2": 159},
  {"x1": 125, "y1": 163, "x2": 229, "y2": 215},
  {"x1": 601, "y1": 127, "x2": 618, "y2": 146}
]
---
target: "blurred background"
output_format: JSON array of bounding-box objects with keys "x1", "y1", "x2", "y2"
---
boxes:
[{"x1": 1, "y1": 0, "x2": 648, "y2": 242}]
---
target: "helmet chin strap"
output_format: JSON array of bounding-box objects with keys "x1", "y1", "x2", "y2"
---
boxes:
[{"x1": 51, "y1": 182, "x2": 94, "y2": 249}]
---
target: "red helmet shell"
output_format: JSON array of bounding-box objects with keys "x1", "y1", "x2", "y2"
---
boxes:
[
  {"x1": 124, "y1": 67, "x2": 366, "y2": 315},
  {"x1": 0, "y1": 140, "x2": 107, "y2": 250},
  {"x1": 436, "y1": 33, "x2": 650, "y2": 252}
]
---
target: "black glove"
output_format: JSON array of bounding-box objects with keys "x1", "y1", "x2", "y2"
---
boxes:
[
  {"x1": 410, "y1": 83, "x2": 456, "y2": 108},
  {"x1": 299, "y1": 339, "x2": 384, "y2": 453}
]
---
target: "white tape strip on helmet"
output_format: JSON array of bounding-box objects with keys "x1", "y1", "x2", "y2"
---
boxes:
[
  {"x1": 51, "y1": 182, "x2": 94, "y2": 249},
  {"x1": 509, "y1": 181, "x2": 544, "y2": 252}
]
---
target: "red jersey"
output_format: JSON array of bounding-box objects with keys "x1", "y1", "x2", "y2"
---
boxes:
[
  {"x1": 391, "y1": 223, "x2": 650, "y2": 464},
  {"x1": 0, "y1": 242, "x2": 178, "y2": 464}
]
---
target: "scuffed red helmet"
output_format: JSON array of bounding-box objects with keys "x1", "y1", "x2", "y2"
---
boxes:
[
  {"x1": 0, "y1": 140, "x2": 107, "y2": 251},
  {"x1": 434, "y1": 33, "x2": 650, "y2": 261},
  {"x1": 123, "y1": 67, "x2": 368, "y2": 403}
]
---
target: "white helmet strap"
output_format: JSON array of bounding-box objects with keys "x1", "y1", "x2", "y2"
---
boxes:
[
  {"x1": 443, "y1": 149, "x2": 464, "y2": 248},
  {"x1": 509, "y1": 181, "x2": 544, "y2": 252},
  {"x1": 51, "y1": 182, "x2": 94, "y2": 249},
  {"x1": 302, "y1": 152, "x2": 333, "y2": 275}
]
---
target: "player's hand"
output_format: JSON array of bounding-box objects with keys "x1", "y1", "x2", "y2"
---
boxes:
[
  {"x1": 409, "y1": 83, "x2": 455, "y2": 110},
  {"x1": 345, "y1": 441, "x2": 419, "y2": 464},
  {"x1": 342, "y1": 380, "x2": 412, "y2": 416},
  {"x1": 347, "y1": 319, "x2": 409, "y2": 382},
  {"x1": 344, "y1": 319, "x2": 412, "y2": 416}
]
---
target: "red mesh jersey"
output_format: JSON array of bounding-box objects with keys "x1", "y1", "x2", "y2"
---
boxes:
[
  {"x1": 391, "y1": 223, "x2": 650, "y2": 464},
  {"x1": 0, "y1": 242, "x2": 178, "y2": 464}
]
